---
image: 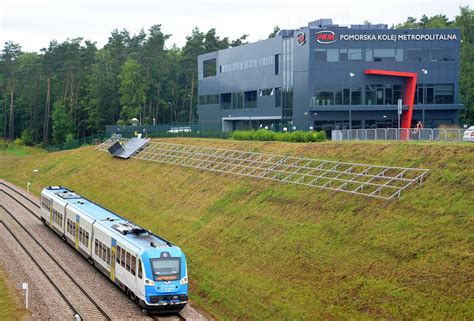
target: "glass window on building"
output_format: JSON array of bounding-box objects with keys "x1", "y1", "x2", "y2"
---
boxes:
[
  {"x1": 348, "y1": 49, "x2": 362, "y2": 61},
  {"x1": 441, "y1": 49, "x2": 455, "y2": 61},
  {"x1": 373, "y1": 49, "x2": 396, "y2": 62},
  {"x1": 393, "y1": 85, "x2": 402, "y2": 103},
  {"x1": 316, "y1": 91, "x2": 334, "y2": 105},
  {"x1": 327, "y1": 49, "x2": 339, "y2": 62},
  {"x1": 395, "y1": 49, "x2": 403, "y2": 62},
  {"x1": 275, "y1": 88, "x2": 282, "y2": 107},
  {"x1": 259, "y1": 88, "x2": 273, "y2": 96},
  {"x1": 343, "y1": 88, "x2": 350, "y2": 105},
  {"x1": 315, "y1": 49, "x2": 326, "y2": 62},
  {"x1": 366, "y1": 49, "x2": 373, "y2": 62},
  {"x1": 426, "y1": 84, "x2": 435, "y2": 104},
  {"x1": 203, "y1": 59, "x2": 217, "y2": 78},
  {"x1": 351, "y1": 87, "x2": 362, "y2": 105},
  {"x1": 366, "y1": 84, "x2": 376, "y2": 105},
  {"x1": 422, "y1": 49, "x2": 430, "y2": 62},
  {"x1": 434, "y1": 84, "x2": 454, "y2": 104},
  {"x1": 339, "y1": 49, "x2": 348, "y2": 61},
  {"x1": 376, "y1": 84, "x2": 384, "y2": 104},
  {"x1": 244, "y1": 91, "x2": 257, "y2": 108},
  {"x1": 335, "y1": 89, "x2": 343, "y2": 105},
  {"x1": 407, "y1": 49, "x2": 422, "y2": 62},
  {"x1": 430, "y1": 48, "x2": 442, "y2": 61},
  {"x1": 220, "y1": 93, "x2": 232, "y2": 109},
  {"x1": 232, "y1": 92, "x2": 243, "y2": 109},
  {"x1": 275, "y1": 54, "x2": 280, "y2": 74}
]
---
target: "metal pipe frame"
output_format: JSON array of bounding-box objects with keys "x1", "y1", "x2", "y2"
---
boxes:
[{"x1": 97, "y1": 140, "x2": 429, "y2": 200}]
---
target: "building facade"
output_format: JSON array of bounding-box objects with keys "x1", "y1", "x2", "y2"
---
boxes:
[{"x1": 197, "y1": 19, "x2": 462, "y2": 132}]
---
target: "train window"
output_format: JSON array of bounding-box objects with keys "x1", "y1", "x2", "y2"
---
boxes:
[
  {"x1": 138, "y1": 259, "x2": 142, "y2": 279},
  {"x1": 116, "y1": 246, "x2": 121, "y2": 263},
  {"x1": 121, "y1": 248, "x2": 126, "y2": 267},
  {"x1": 107, "y1": 248, "x2": 111, "y2": 265},
  {"x1": 126, "y1": 252, "x2": 131, "y2": 272},
  {"x1": 95, "y1": 239, "x2": 98, "y2": 255},
  {"x1": 85, "y1": 232, "x2": 89, "y2": 247},
  {"x1": 131, "y1": 256, "x2": 136, "y2": 276},
  {"x1": 99, "y1": 242, "x2": 103, "y2": 259},
  {"x1": 102, "y1": 244, "x2": 106, "y2": 261}
]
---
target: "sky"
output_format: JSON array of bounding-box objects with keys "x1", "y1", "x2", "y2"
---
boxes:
[{"x1": 0, "y1": 0, "x2": 471, "y2": 52}]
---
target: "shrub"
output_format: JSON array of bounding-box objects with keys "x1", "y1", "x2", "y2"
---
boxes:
[
  {"x1": 20, "y1": 128, "x2": 34, "y2": 146},
  {"x1": 231, "y1": 129, "x2": 326, "y2": 143},
  {"x1": 253, "y1": 129, "x2": 275, "y2": 141},
  {"x1": 13, "y1": 138, "x2": 23, "y2": 146},
  {"x1": 231, "y1": 130, "x2": 253, "y2": 140}
]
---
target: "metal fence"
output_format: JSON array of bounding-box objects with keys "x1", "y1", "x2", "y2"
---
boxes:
[
  {"x1": 332, "y1": 128, "x2": 467, "y2": 142},
  {"x1": 105, "y1": 123, "x2": 228, "y2": 139},
  {"x1": 45, "y1": 133, "x2": 107, "y2": 152}
]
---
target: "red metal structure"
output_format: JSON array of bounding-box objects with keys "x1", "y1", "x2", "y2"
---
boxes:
[{"x1": 364, "y1": 69, "x2": 417, "y2": 139}]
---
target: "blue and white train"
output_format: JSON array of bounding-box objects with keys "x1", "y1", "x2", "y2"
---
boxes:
[{"x1": 39, "y1": 186, "x2": 188, "y2": 313}]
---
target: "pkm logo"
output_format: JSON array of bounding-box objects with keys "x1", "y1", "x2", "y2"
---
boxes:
[
  {"x1": 315, "y1": 31, "x2": 336, "y2": 44},
  {"x1": 296, "y1": 32, "x2": 306, "y2": 45}
]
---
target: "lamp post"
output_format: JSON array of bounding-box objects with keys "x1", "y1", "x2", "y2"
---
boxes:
[
  {"x1": 421, "y1": 69, "x2": 428, "y2": 127},
  {"x1": 187, "y1": 94, "x2": 192, "y2": 124},
  {"x1": 348, "y1": 72, "x2": 355, "y2": 138},
  {"x1": 167, "y1": 102, "x2": 172, "y2": 123}
]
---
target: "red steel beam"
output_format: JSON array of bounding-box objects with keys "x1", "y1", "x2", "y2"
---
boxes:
[{"x1": 364, "y1": 69, "x2": 417, "y2": 137}]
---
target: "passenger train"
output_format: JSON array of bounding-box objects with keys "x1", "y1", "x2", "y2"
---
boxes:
[{"x1": 39, "y1": 186, "x2": 188, "y2": 313}]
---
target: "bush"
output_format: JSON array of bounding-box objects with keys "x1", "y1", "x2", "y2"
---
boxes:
[
  {"x1": 253, "y1": 129, "x2": 275, "y2": 141},
  {"x1": 20, "y1": 128, "x2": 34, "y2": 146},
  {"x1": 13, "y1": 138, "x2": 23, "y2": 146},
  {"x1": 231, "y1": 129, "x2": 326, "y2": 143}
]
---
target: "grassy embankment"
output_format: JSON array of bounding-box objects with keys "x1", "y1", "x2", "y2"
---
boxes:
[
  {"x1": 0, "y1": 139, "x2": 473, "y2": 320},
  {"x1": 0, "y1": 268, "x2": 30, "y2": 320}
]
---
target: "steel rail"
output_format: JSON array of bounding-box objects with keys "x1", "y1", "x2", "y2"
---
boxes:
[
  {"x1": 0, "y1": 205, "x2": 112, "y2": 320},
  {"x1": 0, "y1": 184, "x2": 187, "y2": 320},
  {"x1": 0, "y1": 182, "x2": 39, "y2": 208}
]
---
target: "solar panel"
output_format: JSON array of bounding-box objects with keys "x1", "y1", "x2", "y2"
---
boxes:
[{"x1": 107, "y1": 138, "x2": 150, "y2": 159}]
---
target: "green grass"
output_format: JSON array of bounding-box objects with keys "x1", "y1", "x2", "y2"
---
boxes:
[
  {"x1": 0, "y1": 269, "x2": 29, "y2": 320},
  {"x1": 0, "y1": 139, "x2": 473, "y2": 320}
]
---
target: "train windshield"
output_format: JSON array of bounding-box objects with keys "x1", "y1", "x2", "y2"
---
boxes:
[{"x1": 150, "y1": 258, "x2": 180, "y2": 281}]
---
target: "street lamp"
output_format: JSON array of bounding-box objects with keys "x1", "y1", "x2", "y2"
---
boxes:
[
  {"x1": 348, "y1": 72, "x2": 355, "y2": 134},
  {"x1": 421, "y1": 69, "x2": 428, "y2": 126},
  {"x1": 167, "y1": 102, "x2": 172, "y2": 123},
  {"x1": 187, "y1": 94, "x2": 193, "y2": 124}
]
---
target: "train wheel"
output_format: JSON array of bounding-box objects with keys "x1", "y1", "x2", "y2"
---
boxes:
[{"x1": 129, "y1": 291, "x2": 137, "y2": 302}]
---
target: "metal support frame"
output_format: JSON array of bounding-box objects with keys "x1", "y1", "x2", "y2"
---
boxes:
[{"x1": 98, "y1": 140, "x2": 429, "y2": 200}]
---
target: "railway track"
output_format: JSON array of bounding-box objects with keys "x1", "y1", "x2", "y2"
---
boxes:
[
  {"x1": 0, "y1": 205, "x2": 112, "y2": 320},
  {"x1": 0, "y1": 182, "x2": 189, "y2": 321}
]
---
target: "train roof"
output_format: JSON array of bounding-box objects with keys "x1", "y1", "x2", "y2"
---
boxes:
[{"x1": 42, "y1": 186, "x2": 177, "y2": 251}]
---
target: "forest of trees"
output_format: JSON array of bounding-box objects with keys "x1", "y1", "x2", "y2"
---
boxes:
[{"x1": 0, "y1": 7, "x2": 472, "y2": 146}]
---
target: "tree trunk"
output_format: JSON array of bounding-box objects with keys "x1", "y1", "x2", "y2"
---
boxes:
[
  {"x1": 3, "y1": 92, "x2": 7, "y2": 142},
  {"x1": 43, "y1": 76, "x2": 51, "y2": 144},
  {"x1": 156, "y1": 87, "x2": 160, "y2": 124},
  {"x1": 33, "y1": 78, "x2": 39, "y2": 142},
  {"x1": 8, "y1": 86, "x2": 15, "y2": 142}
]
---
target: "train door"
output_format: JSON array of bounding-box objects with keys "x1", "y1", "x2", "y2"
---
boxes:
[
  {"x1": 136, "y1": 258, "x2": 145, "y2": 297},
  {"x1": 49, "y1": 199, "x2": 53, "y2": 227},
  {"x1": 110, "y1": 238, "x2": 116, "y2": 282},
  {"x1": 75, "y1": 214, "x2": 80, "y2": 250}
]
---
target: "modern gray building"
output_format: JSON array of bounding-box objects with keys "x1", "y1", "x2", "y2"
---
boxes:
[{"x1": 197, "y1": 19, "x2": 462, "y2": 133}]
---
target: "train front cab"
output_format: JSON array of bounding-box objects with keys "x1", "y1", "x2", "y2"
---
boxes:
[{"x1": 138, "y1": 247, "x2": 188, "y2": 313}]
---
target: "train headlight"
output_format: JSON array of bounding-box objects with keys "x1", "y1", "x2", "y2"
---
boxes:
[
  {"x1": 145, "y1": 279, "x2": 155, "y2": 286},
  {"x1": 180, "y1": 275, "x2": 188, "y2": 285}
]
